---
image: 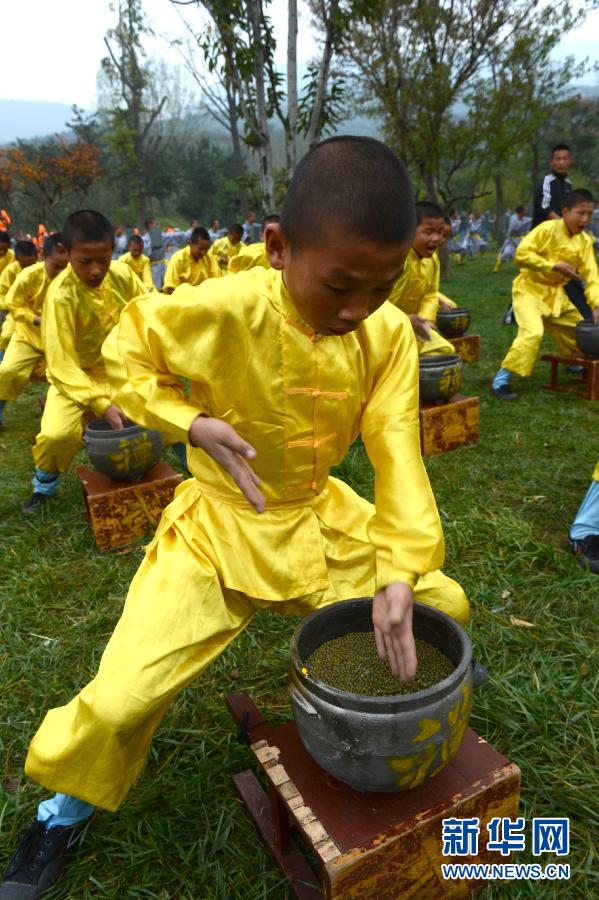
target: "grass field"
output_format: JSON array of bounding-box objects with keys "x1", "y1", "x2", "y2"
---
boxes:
[{"x1": 0, "y1": 256, "x2": 597, "y2": 898}]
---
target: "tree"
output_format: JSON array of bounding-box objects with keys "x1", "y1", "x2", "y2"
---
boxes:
[
  {"x1": 101, "y1": 0, "x2": 169, "y2": 223},
  {"x1": 0, "y1": 139, "x2": 101, "y2": 230},
  {"x1": 171, "y1": 0, "x2": 346, "y2": 210},
  {"x1": 469, "y1": 32, "x2": 587, "y2": 240},
  {"x1": 339, "y1": 0, "x2": 595, "y2": 207}
]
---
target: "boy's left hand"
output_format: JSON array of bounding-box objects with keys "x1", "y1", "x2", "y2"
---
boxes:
[
  {"x1": 593, "y1": 306, "x2": 599, "y2": 323},
  {"x1": 372, "y1": 582, "x2": 417, "y2": 682}
]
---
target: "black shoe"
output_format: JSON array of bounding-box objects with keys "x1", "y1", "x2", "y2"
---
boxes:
[
  {"x1": 1, "y1": 818, "x2": 91, "y2": 898},
  {"x1": 566, "y1": 364, "x2": 584, "y2": 375},
  {"x1": 22, "y1": 494, "x2": 51, "y2": 515},
  {"x1": 491, "y1": 384, "x2": 518, "y2": 400},
  {"x1": 573, "y1": 535, "x2": 599, "y2": 575}
]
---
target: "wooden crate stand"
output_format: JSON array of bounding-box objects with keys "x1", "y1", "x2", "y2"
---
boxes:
[
  {"x1": 419, "y1": 395, "x2": 480, "y2": 456},
  {"x1": 541, "y1": 354, "x2": 599, "y2": 401},
  {"x1": 450, "y1": 335, "x2": 481, "y2": 364},
  {"x1": 228, "y1": 691, "x2": 521, "y2": 899},
  {"x1": 77, "y1": 461, "x2": 183, "y2": 551}
]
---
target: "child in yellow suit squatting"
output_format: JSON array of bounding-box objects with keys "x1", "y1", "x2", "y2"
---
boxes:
[
  {"x1": 0, "y1": 230, "x2": 15, "y2": 278},
  {"x1": 1, "y1": 138, "x2": 470, "y2": 897},
  {"x1": 21, "y1": 210, "x2": 146, "y2": 514},
  {"x1": 0, "y1": 234, "x2": 69, "y2": 427},
  {"x1": 492, "y1": 188, "x2": 599, "y2": 400},
  {"x1": 119, "y1": 234, "x2": 155, "y2": 291},
  {"x1": 0, "y1": 240, "x2": 38, "y2": 361},
  {"x1": 163, "y1": 225, "x2": 221, "y2": 294},
  {"x1": 387, "y1": 201, "x2": 456, "y2": 355}
]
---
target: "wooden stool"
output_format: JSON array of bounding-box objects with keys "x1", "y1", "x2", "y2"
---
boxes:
[
  {"x1": 541, "y1": 354, "x2": 599, "y2": 401},
  {"x1": 419, "y1": 395, "x2": 480, "y2": 456},
  {"x1": 450, "y1": 335, "x2": 480, "y2": 364},
  {"x1": 228, "y1": 692, "x2": 520, "y2": 899},
  {"x1": 77, "y1": 461, "x2": 183, "y2": 551}
]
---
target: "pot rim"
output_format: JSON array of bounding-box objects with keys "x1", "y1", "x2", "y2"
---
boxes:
[
  {"x1": 437, "y1": 307, "x2": 470, "y2": 317},
  {"x1": 84, "y1": 418, "x2": 160, "y2": 440},
  {"x1": 290, "y1": 598, "x2": 472, "y2": 713},
  {"x1": 419, "y1": 353, "x2": 462, "y2": 366}
]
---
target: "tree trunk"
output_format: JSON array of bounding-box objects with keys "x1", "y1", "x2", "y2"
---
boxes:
[
  {"x1": 226, "y1": 83, "x2": 249, "y2": 210},
  {"x1": 306, "y1": 0, "x2": 339, "y2": 147},
  {"x1": 287, "y1": 0, "x2": 298, "y2": 172},
  {"x1": 439, "y1": 240, "x2": 451, "y2": 280},
  {"x1": 494, "y1": 171, "x2": 505, "y2": 242},
  {"x1": 246, "y1": 0, "x2": 275, "y2": 210}
]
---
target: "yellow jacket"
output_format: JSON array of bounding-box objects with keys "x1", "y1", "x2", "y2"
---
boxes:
[
  {"x1": 163, "y1": 246, "x2": 221, "y2": 291},
  {"x1": 107, "y1": 267, "x2": 444, "y2": 598},
  {"x1": 210, "y1": 236, "x2": 245, "y2": 267},
  {"x1": 0, "y1": 248, "x2": 15, "y2": 279},
  {"x1": 387, "y1": 249, "x2": 440, "y2": 320},
  {"x1": 515, "y1": 219, "x2": 599, "y2": 313},
  {"x1": 119, "y1": 251, "x2": 154, "y2": 291},
  {"x1": 229, "y1": 242, "x2": 270, "y2": 274},
  {"x1": 4, "y1": 261, "x2": 51, "y2": 350},
  {"x1": 43, "y1": 261, "x2": 146, "y2": 416},
  {"x1": 0, "y1": 259, "x2": 23, "y2": 310}
]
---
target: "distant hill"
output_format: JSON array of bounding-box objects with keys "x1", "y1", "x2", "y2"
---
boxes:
[{"x1": 0, "y1": 100, "x2": 74, "y2": 145}]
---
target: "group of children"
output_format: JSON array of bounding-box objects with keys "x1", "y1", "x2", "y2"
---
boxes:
[{"x1": 0, "y1": 134, "x2": 597, "y2": 898}]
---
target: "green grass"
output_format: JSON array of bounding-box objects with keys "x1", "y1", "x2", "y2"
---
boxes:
[{"x1": 0, "y1": 255, "x2": 597, "y2": 898}]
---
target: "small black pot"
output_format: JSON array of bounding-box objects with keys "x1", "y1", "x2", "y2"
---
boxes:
[
  {"x1": 84, "y1": 418, "x2": 162, "y2": 481},
  {"x1": 419, "y1": 354, "x2": 463, "y2": 405},
  {"x1": 436, "y1": 307, "x2": 471, "y2": 338},
  {"x1": 575, "y1": 321, "x2": 599, "y2": 358}
]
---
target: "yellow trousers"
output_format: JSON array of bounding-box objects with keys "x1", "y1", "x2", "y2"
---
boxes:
[
  {"x1": 502, "y1": 285, "x2": 580, "y2": 378},
  {"x1": 26, "y1": 481, "x2": 469, "y2": 811},
  {"x1": 32, "y1": 383, "x2": 104, "y2": 472},
  {"x1": 0, "y1": 339, "x2": 45, "y2": 401},
  {"x1": 418, "y1": 328, "x2": 455, "y2": 356}
]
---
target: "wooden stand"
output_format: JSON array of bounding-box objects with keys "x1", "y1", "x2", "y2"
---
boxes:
[
  {"x1": 419, "y1": 395, "x2": 480, "y2": 456},
  {"x1": 228, "y1": 691, "x2": 520, "y2": 899},
  {"x1": 77, "y1": 461, "x2": 183, "y2": 551},
  {"x1": 541, "y1": 354, "x2": 599, "y2": 401},
  {"x1": 450, "y1": 335, "x2": 480, "y2": 364}
]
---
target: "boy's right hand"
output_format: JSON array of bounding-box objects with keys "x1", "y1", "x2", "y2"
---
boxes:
[
  {"x1": 104, "y1": 404, "x2": 127, "y2": 429},
  {"x1": 408, "y1": 314, "x2": 434, "y2": 341},
  {"x1": 553, "y1": 262, "x2": 580, "y2": 280},
  {"x1": 188, "y1": 415, "x2": 265, "y2": 513}
]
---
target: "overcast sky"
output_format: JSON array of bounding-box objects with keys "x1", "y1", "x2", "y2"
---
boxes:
[{"x1": 3, "y1": 0, "x2": 598, "y2": 108}]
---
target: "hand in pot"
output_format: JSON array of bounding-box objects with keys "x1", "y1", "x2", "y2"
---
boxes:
[
  {"x1": 372, "y1": 582, "x2": 417, "y2": 681},
  {"x1": 593, "y1": 307, "x2": 599, "y2": 323},
  {"x1": 104, "y1": 404, "x2": 127, "y2": 429},
  {"x1": 408, "y1": 314, "x2": 436, "y2": 341},
  {"x1": 189, "y1": 415, "x2": 265, "y2": 513}
]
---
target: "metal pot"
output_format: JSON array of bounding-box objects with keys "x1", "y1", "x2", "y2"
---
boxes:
[
  {"x1": 84, "y1": 418, "x2": 162, "y2": 482},
  {"x1": 575, "y1": 321, "x2": 599, "y2": 358},
  {"x1": 436, "y1": 307, "x2": 471, "y2": 338},
  {"x1": 289, "y1": 598, "x2": 473, "y2": 793},
  {"x1": 419, "y1": 353, "x2": 462, "y2": 405}
]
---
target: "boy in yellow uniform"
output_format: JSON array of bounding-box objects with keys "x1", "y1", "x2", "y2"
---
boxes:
[
  {"x1": 229, "y1": 214, "x2": 280, "y2": 273},
  {"x1": 163, "y1": 226, "x2": 221, "y2": 294},
  {"x1": 3, "y1": 138, "x2": 469, "y2": 896},
  {"x1": 0, "y1": 235, "x2": 68, "y2": 427},
  {"x1": 22, "y1": 210, "x2": 146, "y2": 513},
  {"x1": 210, "y1": 222, "x2": 244, "y2": 270},
  {"x1": 0, "y1": 240, "x2": 38, "y2": 361},
  {"x1": 0, "y1": 231, "x2": 15, "y2": 277},
  {"x1": 119, "y1": 235, "x2": 154, "y2": 290},
  {"x1": 388, "y1": 201, "x2": 455, "y2": 355},
  {"x1": 492, "y1": 189, "x2": 599, "y2": 399}
]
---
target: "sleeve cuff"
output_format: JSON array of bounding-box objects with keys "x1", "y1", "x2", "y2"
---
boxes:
[
  {"x1": 159, "y1": 403, "x2": 204, "y2": 442},
  {"x1": 90, "y1": 397, "x2": 112, "y2": 417},
  {"x1": 376, "y1": 561, "x2": 418, "y2": 591}
]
